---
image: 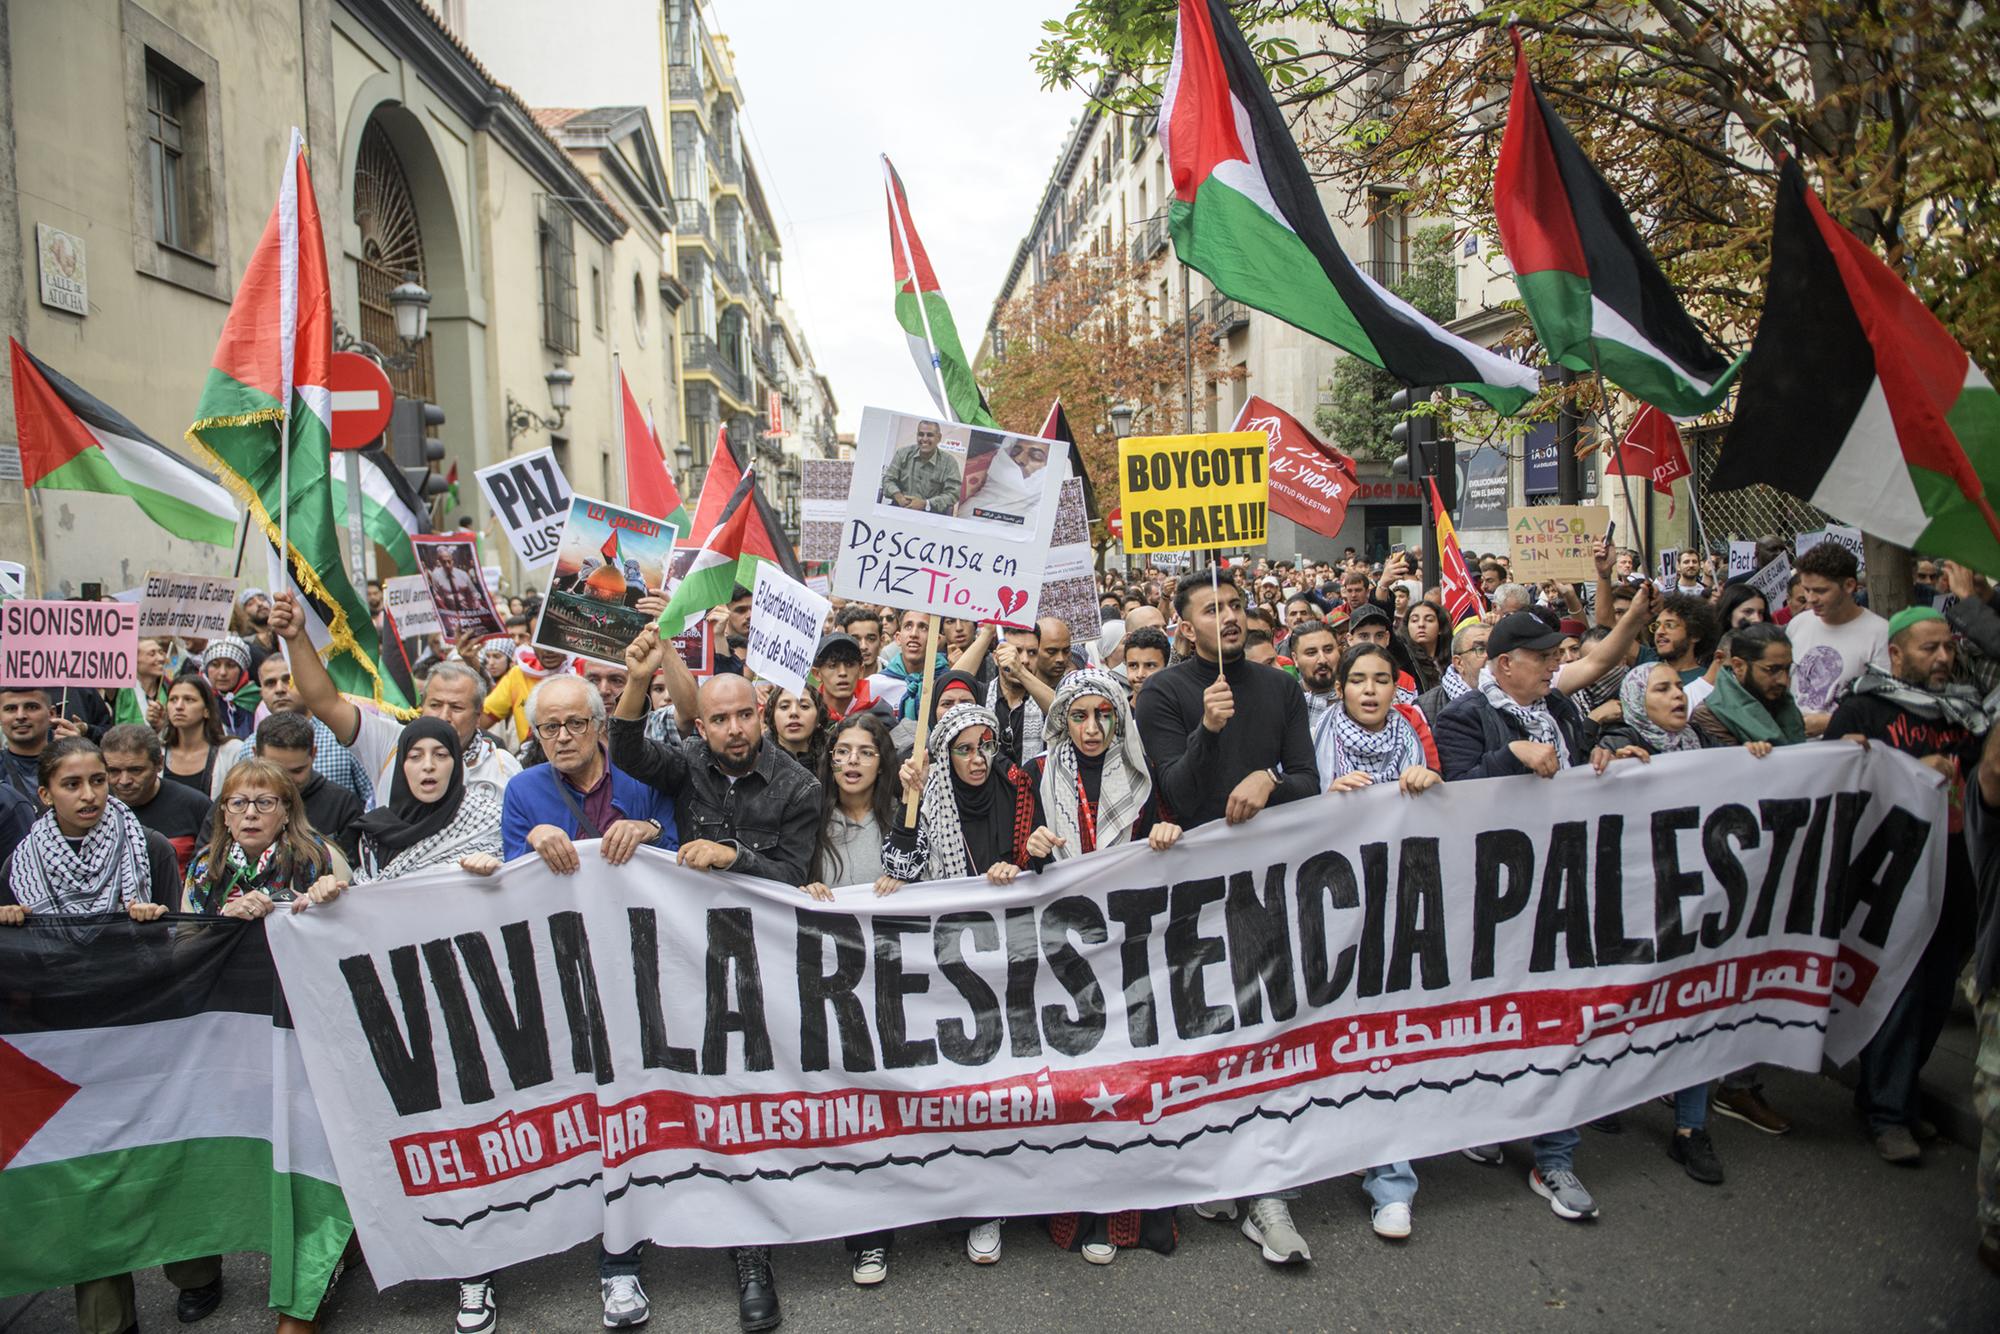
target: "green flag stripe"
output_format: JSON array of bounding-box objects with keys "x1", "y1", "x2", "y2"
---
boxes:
[
  {"x1": 36, "y1": 448, "x2": 238, "y2": 547},
  {"x1": 328, "y1": 475, "x2": 416, "y2": 574}
]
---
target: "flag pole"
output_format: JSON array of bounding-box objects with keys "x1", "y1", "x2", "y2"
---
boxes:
[
  {"x1": 1588, "y1": 350, "x2": 1647, "y2": 569},
  {"x1": 22, "y1": 487, "x2": 46, "y2": 597},
  {"x1": 903, "y1": 612, "x2": 942, "y2": 827},
  {"x1": 882, "y1": 156, "x2": 949, "y2": 424}
]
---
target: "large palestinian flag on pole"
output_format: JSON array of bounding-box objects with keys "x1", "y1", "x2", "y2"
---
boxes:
[
  {"x1": 328, "y1": 449, "x2": 430, "y2": 576},
  {"x1": 1162, "y1": 0, "x2": 1539, "y2": 413},
  {"x1": 1494, "y1": 29, "x2": 1740, "y2": 416},
  {"x1": 679, "y1": 424, "x2": 741, "y2": 548},
  {"x1": 1711, "y1": 159, "x2": 2000, "y2": 572},
  {"x1": 0, "y1": 917, "x2": 351, "y2": 1319},
  {"x1": 655, "y1": 468, "x2": 802, "y2": 637},
  {"x1": 10, "y1": 339, "x2": 238, "y2": 548},
  {"x1": 882, "y1": 155, "x2": 999, "y2": 428},
  {"x1": 186, "y1": 128, "x2": 406, "y2": 710}
]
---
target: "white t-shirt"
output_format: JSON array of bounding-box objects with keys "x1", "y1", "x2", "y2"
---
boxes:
[
  {"x1": 1785, "y1": 607, "x2": 1889, "y2": 713},
  {"x1": 351, "y1": 707, "x2": 522, "y2": 809},
  {"x1": 1683, "y1": 675, "x2": 1717, "y2": 712}
]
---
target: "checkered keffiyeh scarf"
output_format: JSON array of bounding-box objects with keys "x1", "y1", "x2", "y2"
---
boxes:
[{"x1": 8, "y1": 798, "x2": 150, "y2": 914}]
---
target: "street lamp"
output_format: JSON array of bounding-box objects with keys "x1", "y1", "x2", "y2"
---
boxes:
[
  {"x1": 545, "y1": 366, "x2": 574, "y2": 415},
  {"x1": 675, "y1": 441, "x2": 694, "y2": 474},
  {"x1": 388, "y1": 275, "x2": 431, "y2": 345},
  {"x1": 505, "y1": 364, "x2": 573, "y2": 445},
  {"x1": 1109, "y1": 401, "x2": 1137, "y2": 438}
]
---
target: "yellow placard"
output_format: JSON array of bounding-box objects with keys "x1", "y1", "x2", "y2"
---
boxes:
[{"x1": 1117, "y1": 431, "x2": 1270, "y2": 553}]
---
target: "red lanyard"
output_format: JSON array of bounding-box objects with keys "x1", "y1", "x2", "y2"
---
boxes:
[{"x1": 1074, "y1": 772, "x2": 1097, "y2": 854}]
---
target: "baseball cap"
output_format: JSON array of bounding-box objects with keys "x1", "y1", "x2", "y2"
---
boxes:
[
  {"x1": 1486, "y1": 611, "x2": 1565, "y2": 656},
  {"x1": 1349, "y1": 604, "x2": 1391, "y2": 631},
  {"x1": 813, "y1": 632, "x2": 862, "y2": 665}
]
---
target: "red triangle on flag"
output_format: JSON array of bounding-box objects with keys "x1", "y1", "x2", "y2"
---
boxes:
[
  {"x1": 0, "y1": 1036, "x2": 80, "y2": 1170},
  {"x1": 681, "y1": 425, "x2": 743, "y2": 547}
]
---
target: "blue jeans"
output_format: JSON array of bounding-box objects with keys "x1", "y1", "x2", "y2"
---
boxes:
[
  {"x1": 1532, "y1": 1128, "x2": 1581, "y2": 1173},
  {"x1": 1674, "y1": 1085, "x2": 1710, "y2": 1131},
  {"x1": 1363, "y1": 1161, "x2": 1417, "y2": 1209},
  {"x1": 599, "y1": 1244, "x2": 643, "y2": 1280}
]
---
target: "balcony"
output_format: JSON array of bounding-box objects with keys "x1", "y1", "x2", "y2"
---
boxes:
[
  {"x1": 668, "y1": 64, "x2": 700, "y2": 99},
  {"x1": 682, "y1": 333, "x2": 722, "y2": 375},
  {"x1": 676, "y1": 199, "x2": 710, "y2": 241},
  {"x1": 1361, "y1": 257, "x2": 1407, "y2": 288},
  {"x1": 709, "y1": 143, "x2": 741, "y2": 186},
  {"x1": 714, "y1": 255, "x2": 745, "y2": 297},
  {"x1": 1130, "y1": 212, "x2": 1170, "y2": 264},
  {"x1": 1208, "y1": 294, "x2": 1248, "y2": 338}
]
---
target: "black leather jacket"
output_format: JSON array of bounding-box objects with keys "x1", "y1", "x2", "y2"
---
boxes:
[{"x1": 608, "y1": 716, "x2": 820, "y2": 885}]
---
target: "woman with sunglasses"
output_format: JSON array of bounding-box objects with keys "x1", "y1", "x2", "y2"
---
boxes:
[{"x1": 1030, "y1": 669, "x2": 1183, "y2": 1264}]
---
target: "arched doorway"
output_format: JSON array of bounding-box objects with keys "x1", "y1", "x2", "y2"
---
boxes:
[{"x1": 352, "y1": 119, "x2": 436, "y2": 400}]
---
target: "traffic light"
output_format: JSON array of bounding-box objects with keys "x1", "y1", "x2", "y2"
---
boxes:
[
  {"x1": 388, "y1": 397, "x2": 449, "y2": 500},
  {"x1": 1389, "y1": 386, "x2": 1435, "y2": 484}
]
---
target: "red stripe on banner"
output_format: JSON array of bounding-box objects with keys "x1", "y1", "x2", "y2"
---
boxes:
[
  {"x1": 1494, "y1": 29, "x2": 1590, "y2": 279},
  {"x1": 385, "y1": 947, "x2": 1861, "y2": 1196}
]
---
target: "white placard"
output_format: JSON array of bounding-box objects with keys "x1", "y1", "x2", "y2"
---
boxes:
[
  {"x1": 1728, "y1": 541, "x2": 1757, "y2": 577},
  {"x1": 135, "y1": 571, "x2": 239, "y2": 637},
  {"x1": 745, "y1": 562, "x2": 831, "y2": 698},
  {"x1": 831, "y1": 406, "x2": 1068, "y2": 625},
  {"x1": 476, "y1": 449, "x2": 574, "y2": 569},
  {"x1": 382, "y1": 574, "x2": 442, "y2": 638},
  {"x1": 1746, "y1": 554, "x2": 1793, "y2": 606}
]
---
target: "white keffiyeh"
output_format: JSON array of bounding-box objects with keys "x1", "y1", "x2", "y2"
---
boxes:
[
  {"x1": 1478, "y1": 664, "x2": 1571, "y2": 766},
  {"x1": 1039, "y1": 669, "x2": 1151, "y2": 857},
  {"x1": 920, "y1": 704, "x2": 1000, "y2": 882},
  {"x1": 359, "y1": 781, "x2": 505, "y2": 882},
  {"x1": 985, "y1": 676, "x2": 1044, "y2": 762},
  {"x1": 8, "y1": 798, "x2": 150, "y2": 915},
  {"x1": 1439, "y1": 666, "x2": 1475, "y2": 701},
  {"x1": 1312, "y1": 704, "x2": 1426, "y2": 786}
]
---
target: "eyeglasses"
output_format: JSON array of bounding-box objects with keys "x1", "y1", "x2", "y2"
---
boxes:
[
  {"x1": 831, "y1": 744, "x2": 879, "y2": 762},
  {"x1": 949, "y1": 740, "x2": 1000, "y2": 760},
  {"x1": 223, "y1": 795, "x2": 281, "y2": 814},
  {"x1": 534, "y1": 717, "x2": 595, "y2": 740}
]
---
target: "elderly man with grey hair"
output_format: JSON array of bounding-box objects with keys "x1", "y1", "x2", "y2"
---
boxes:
[
  {"x1": 267, "y1": 590, "x2": 521, "y2": 806},
  {"x1": 1491, "y1": 582, "x2": 1534, "y2": 618}
]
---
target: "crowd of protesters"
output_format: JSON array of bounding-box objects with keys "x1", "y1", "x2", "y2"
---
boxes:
[{"x1": 3, "y1": 530, "x2": 1999, "y2": 1334}]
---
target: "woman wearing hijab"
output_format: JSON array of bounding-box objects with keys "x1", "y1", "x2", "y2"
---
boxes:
[
  {"x1": 1592, "y1": 661, "x2": 1774, "y2": 1186},
  {"x1": 182, "y1": 759, "x2": 343, "y2": 918},
  {"x1": 337, "y1": 718, "x2": 504, "y2": 884},
  {"x1": 923, "y1": 669, "x2": 981, "y2": 732},
  {"x1": 909, "y1": 703, "x2": 1056, "y2": 1268},
  {"x1": 1031, "y1": 669, "x2": 1183, "y2": 1264},
  {"x1": 1, "y1": 737, "x2": 177, "y2": 921}
]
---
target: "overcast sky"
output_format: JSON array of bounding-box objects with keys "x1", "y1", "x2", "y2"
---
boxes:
[{"x1": 710, "y1": 1, "x2": 1083, "y2": 433}]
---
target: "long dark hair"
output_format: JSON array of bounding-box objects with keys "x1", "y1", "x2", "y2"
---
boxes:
[
  {"x1": 161, "y1": 674, "x2": 226, "y2": 747},
  {"x1": 810, "y1": 713, "x2": 901, "y2": 885},
  {"x1": 1401, "y1": 600, "x2": 1450, "y2": 690},
  {"x1": 763, "y1": 683, "x2": 829, "y2": 772}
]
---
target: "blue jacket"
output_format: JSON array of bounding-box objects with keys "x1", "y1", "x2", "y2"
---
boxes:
[{"x1": 501, "y1": 757, "x2": 678, "y2": 861}]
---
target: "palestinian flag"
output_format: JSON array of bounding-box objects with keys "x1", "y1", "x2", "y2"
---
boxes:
[
  {"x1": 186, "y1": 129, "x2": 405, "y2": 711},
  {"x1": 442, "y1": 461, "x2": 461, "y2": 514},
  {"x1": 644, "y1": 408, "x2": 690, "y2": 533},
  {"x1": 621, "y1": 366, "x2": 688, "y2": 532},
  {"x1": 1494, "y1": 29, "x2": 1739, "y2": 415},
  {"x1": 1038, "y1": 399, "x2": 1098, "y2": 519},
  {"x1": 882, "y1": 155, "x2": 999, "y2": 428},
  {"x1": 680, "y1": 423, "x2": 742, "y2": 546},
  {"x1": 1712, "y1": 159, "x2": 2000, "y2": 571},
  {"x1": 601, "y1": 528, "x2": 622, "y2": 565},
  {"x1": 328, "y1": 449, "x2": 430, "y2": 575},
  {"x1": 10, "y1": 339, "x2": 237, "y2": 548},
  {"x1": 1162, "y1": 0, "x2": 1538, "y2": 413},
  {"x1": 655, "y1": 468, "x2": 801, "y2": 637},
  {"x1": 1430, "y1": 476, "x2": 1485, "y2": 625},
  {"x1": 0, "y1": 918, "x2": 351, "y2": 1319}
]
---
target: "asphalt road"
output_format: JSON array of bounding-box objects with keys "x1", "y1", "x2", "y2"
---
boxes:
[{"x1": 5, "y1": 1067, "x2": 1995, "y2": 1334}]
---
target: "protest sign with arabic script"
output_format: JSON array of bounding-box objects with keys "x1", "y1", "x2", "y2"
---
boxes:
[{"x1": 269, "y1": 745, "x2": 1940, "y2": 1285}]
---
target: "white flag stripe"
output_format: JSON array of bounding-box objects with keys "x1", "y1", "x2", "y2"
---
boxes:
[
  {"x1": 1807, "y1": 377, "x2": 1931, "y2": 545},
  {"x1": 84, "y1": 423, "x2": 239, "y2": 522}
]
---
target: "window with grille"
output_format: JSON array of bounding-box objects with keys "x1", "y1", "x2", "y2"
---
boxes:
[
  {"x1": 144, "y1": 55, "x2": 193, "y2": 250},
  {"x1": 538, "y1": 196, "x2": 579, "y2": 354}
]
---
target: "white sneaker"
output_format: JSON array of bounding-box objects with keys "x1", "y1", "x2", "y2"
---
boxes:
[
  {"x1": 600, "y1": 1275, "x2": 650, "y2": 1328},
  {"x1": 850, "y1": 1246, "x2": 888, "y2": 1286},
  {"x1": 1371, "y1": 1202, "x2": 1413, "y2": 1240},
  {"x1": 966, "y1": 1220, "x2": 1003, "y2": 1264},
  {"x1": 454, "y1": 1280, "x2": 497, "y2": 1334},
  {"x1": 1191, "y1": 1199, "x2": 1240, "y2": 1221},
  {"x1": 1081, "y1": 1241, "x2": 1116, "y2": 1265},
  {"x1": 1241, "y1": 1197, "x2": 1311, "y2": 1265}
]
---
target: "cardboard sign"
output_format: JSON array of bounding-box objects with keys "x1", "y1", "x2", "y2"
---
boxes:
[
  {"x1": 833, "y1": 407, "x2": 1068, "y2": 625},
  {"x1": 534, "y1": 497, "x2": 680, "y2": 666},
  {"x1": 1729, "y1": 541, "x2": 1758, "y2": 578},
  {"x1": 382, "y1": 574, "x2": 442, "y2": 638},
  {"x1": 1233, "y1": 397, "x2": 1356, "y2": 539},
  {"x1": 1797, "y1": 524, "x2": 1865, "y2": 573},
  {"x1": 1507, "y1": 505, "x2": 1610, "y2": 583},
  {"x1": 136, "y1": 571, "x2": 238, "y2": 637},
  {"x1": 1746, "y1": 554, "x2": 1793, "y2": 606},
  {"x1": 0, "y1": 599, "x2": 138, "y2": 688},
  {"x1": 1659, "y1": 548, "x2": 1683, "y2": 583},
  {"x1": 745, "y1": 563, "x2": 831, "y2": 698},
  {"x1": 411, "y1": 534, "x2": 506, "y2": 642},
  {"x1": 1118, "y1": 431, "x2": 1269, "y2": 553},
  {"x1": 476, "y1": 449, "x2": 574, "y2": 569}
]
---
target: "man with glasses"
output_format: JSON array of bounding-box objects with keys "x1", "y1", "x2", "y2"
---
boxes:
[
  {"x1": 500, "y1": 674, "x2": 674, "y2": 877},
  {"x1": 1417, "y1": 621, "x2": 1489, "y2": 725}
]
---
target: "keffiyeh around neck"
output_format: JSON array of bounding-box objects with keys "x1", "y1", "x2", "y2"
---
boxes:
[
  {"x1": 1313, "y1": 702, "x2": 1424, "y2": 786},
  {"x1": 1439, "y1": 665, "x2": 1475, "y2": 701},
  {"x1": 1039, "y1": 669, "x2": 1150, "y2": 857},
  {"x1": 920, "y1": 704, "x2": 1030, "y2": 880},
  {"x1": 1478, "y1": 664, "x2": 1570, "y2": 766},
  {"x1": 1618, "y1": 666, "x2": 1703, "y2": 754},
  {"x1": 8, "y1": 798, "x2": 150, "y2": 915}
]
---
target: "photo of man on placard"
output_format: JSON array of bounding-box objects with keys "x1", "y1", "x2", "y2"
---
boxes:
[{"x1": 877, "y1": 417, "x2": 961, "y2": 513}]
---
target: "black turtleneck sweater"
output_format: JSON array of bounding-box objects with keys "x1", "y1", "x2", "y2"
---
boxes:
[{"x1": 1133, "y1": 654, "x2": 1318, "y2": 829}]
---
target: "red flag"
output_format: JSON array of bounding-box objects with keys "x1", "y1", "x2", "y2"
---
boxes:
[
  {"x1": 1429, "y1": 476, "x2": 1485, "y2": 624},
  {"x1": 620, "y1": 367, "x2": 684, "y2": 523},
  {"x1": 1605, "y1": 404, "x2": 1692, "y2": 517},
  {"x1": 680, "y1": 423, "x2": 742, "y2": 547},
  {"x1": 1233, "y1": 395, "x2": 1358, "y2": 539}
]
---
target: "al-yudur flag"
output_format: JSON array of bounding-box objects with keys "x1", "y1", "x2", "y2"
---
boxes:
[
  {"x1": 1494, "y1": 29, "x2": 1740, "y2": 416},
  {"x1": 186, "y1": 127, "x2": 406, "y2": 710},
  {"x1": 1162, "y1": 0, "x2": 1538, "y2": 413},
  {"x1": 10, "y1": 339, "x2": 238, "y2": 548},
  {"x1": 0, "y1": 918, "x2": 350, "y2": 1320},
  {"x1": 1712, "y1": 158, "x2": 2000, "y2": 572},
  {"x1": 882, "y1": 155, "x2": 998, "y2": 429}
]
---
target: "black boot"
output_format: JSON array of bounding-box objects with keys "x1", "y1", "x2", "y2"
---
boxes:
[
  {"x1": 733, "y1": 1246, "x2": 781, "y2": 1332},
  {"x1": 176, "y1": 1277, "x2": 223, "y2": 1324}
]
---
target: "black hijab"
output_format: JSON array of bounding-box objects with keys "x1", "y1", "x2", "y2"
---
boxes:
[
  {"x1": 928, "y1": 670, "x2": 983, "y2": 729},
  {"x1": 351, "y1": 717, "x2": 466, "y2": 862},
  {"x1": 948, "y1": 740, "x2": 1017, "y2": 872}
]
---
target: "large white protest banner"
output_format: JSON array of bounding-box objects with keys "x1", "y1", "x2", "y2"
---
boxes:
[
  {"x1": 382, "y1": 574, "x2": 441, "y2": 638},
  {"x1": 476, "y1": 449, "x2": 573, "y2": 569},
  {"x1": 745, "y1": 563, "x2": 830, "y2": 697},
  {"x1": 268, "y1": 745, "x2": 1941, "y2": 1286},
  {"x1": 833, "y1": 407, "x2": 1068, "y2": 624},
  {"x1": 136, "y1": 571, "x2": 238, "y2": 637}
]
